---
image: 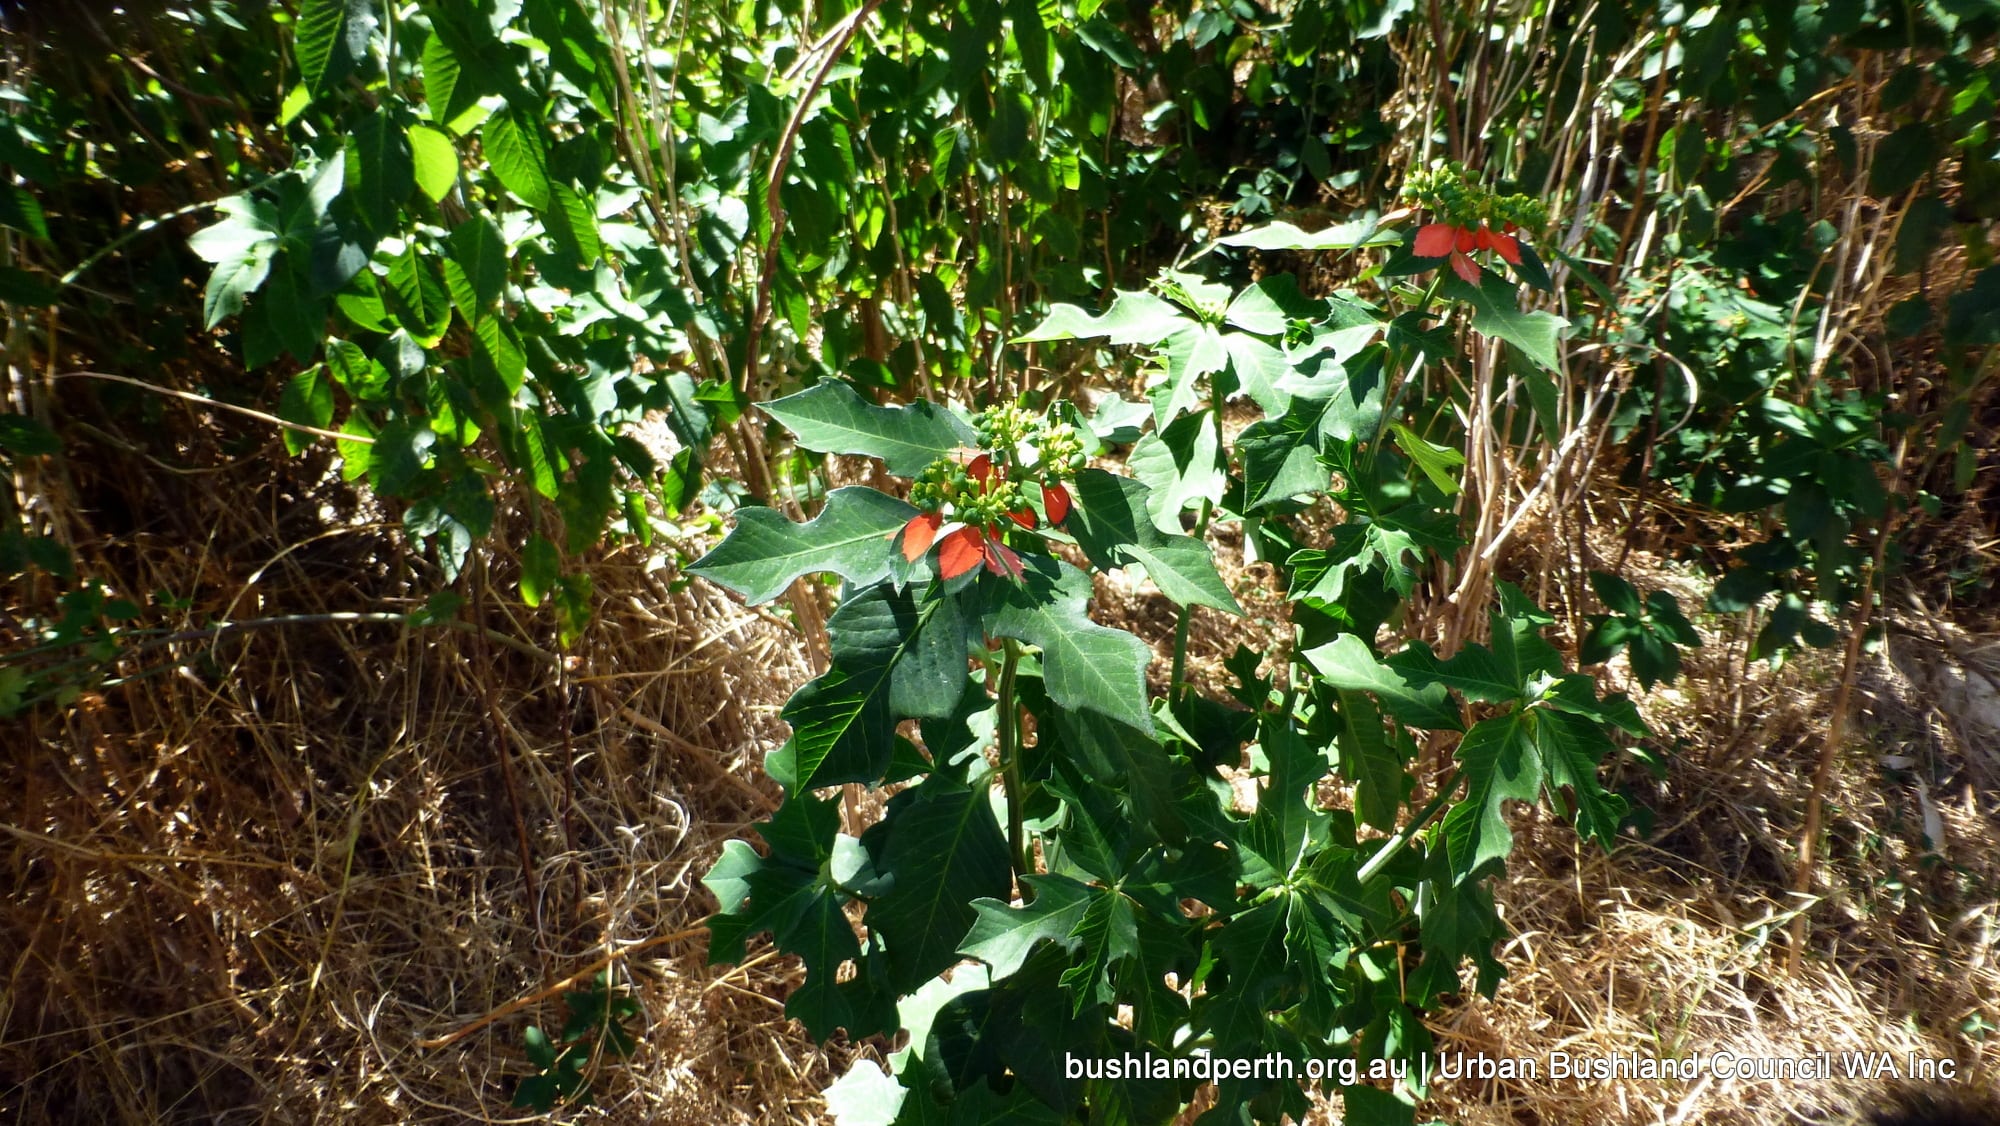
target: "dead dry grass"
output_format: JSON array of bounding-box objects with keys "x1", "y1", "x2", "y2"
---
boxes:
[
  {"x1": 0, "y1": 428, "x2": 844, "y2": 1124},
  {"x1": 4, "y1": 409, "x2": 1996, "y2": 1126}
]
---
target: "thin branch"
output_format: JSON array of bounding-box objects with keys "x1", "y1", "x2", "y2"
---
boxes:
[{"x1": 49, "y1": 371, "x2": 371, "y2": 445}]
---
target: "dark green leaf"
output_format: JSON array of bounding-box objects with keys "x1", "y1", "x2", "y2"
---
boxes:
[
  {"x1": 483, "y1": 108, "x2": 553, "y2": 211},
  {"x1": 278, "y1": 365, "x2": 335, "y2": 455},
  {"x1": 960, "y1": 874, "x2": 1095, "y2": 978},
  {"x1": 866, "y1": 776, "x2": 1013, "y2": 992},
  {"x1": 1064, "y1": 469, "x2": 1239, "y2": 612},
  {"x1": 762, "y1": 381, "x2": 976, "y2": 477},
  {"x1": 1869, "y1": 123, "x2": 1938, "y2": 197},
  {"x1": 547, "y1": 182, "x2": 603, "y2": 268},
  {"x1": 983, "y1": 561, "x2": 1155, "y2": 731},
  {"x1": 295, "y1": 0, "x2": 376, "y2": 96},
  {"x1": 1439, "y1": 713, "x2": 1541, "y2": 884},
  {"x1": 689, "y1": 487, "x2": 917, "y2": 605},
  {"x1": 1441, "y1": 270, "x2": 1568, "y2": 372},
  {"x1": 446, "y1": 215, "x2": 508, "y2": 317},
  {"x1": 347, "y1": 113, "x2": 414, "y2": 234},
  {"x1": 1303, "y1": 634, "x2": 1461, "y2": 731}
]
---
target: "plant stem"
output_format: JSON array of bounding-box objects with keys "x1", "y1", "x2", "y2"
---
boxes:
[
  {"x1": 1357, "y1": 769, "x2": 1461, "y2": 884},
  {"x1": 997, "y1": 638, "x2": 1029, "y2": 880},
  {"x1": 1169, "y1": 498, "x2": 1215, "y2": 699}
]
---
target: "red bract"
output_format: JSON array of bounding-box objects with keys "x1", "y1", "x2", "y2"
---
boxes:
[
  {"x1": 1042, "y1": 483, "x2": 1072, "y2": 524},
  {"x1": 1475, "y1": 226, "x2": 1522, "y2": 264},
  {"x1": 1008, "y1": 507, "x2": 1037, "y2": 530},
  {"x1": 937, "y1": 526, "x2": 986, "y2": 579},
  {"x1": 896, "y1": 511, "x2": 943, "y2": 562},
  {"x1": 983, "y1": 536, "x2": 1026, "y2": 581},
  {"x1": 1413, "y1": 219, "x2": 1522, "y2": 283},
  {"x1": 1414, "y1": 222, "x2": 1457, "y2": 257}
]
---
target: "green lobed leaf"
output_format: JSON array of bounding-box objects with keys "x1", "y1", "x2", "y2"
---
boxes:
[
  {"x1": 1406, "y1": 864, "x2": 1505, "y2": 1004},
  {"x1": 1056, "y1": 886, "x2": 1137, "y2": 1016},
  {"x1": 1196, "y1": 897, "x2": 1289, "y2": 1050},
  {"x1": 1219, "y1": 331, "x2": 1291, "y2": 417},
  {"x1": 960, "y1": 874, "x2": 1095, "y2": 978},
  {"x1": 1013, "y1": 289, "x2": 1191, "y2": 345},
  {"x1": 1441, "y1": 270, "x2": 1569, "y2": 373},
  {"x1": 1303, "y1": 634, "x2": 1462, "y2": 731},
  {"x1": 1337, "y1": 689, "x2": 1402, "y2": 832},
  {"x1": 1533, "y1": 709, "x2": 1629, "y2": 849},
  {"x1": 1213, "y1": 219, "x2": 1404, "y2": 251},
  {"x1": 1152, "y1": 323, "x2": 1230, "y2": 427},
  {"x1": 1237, "y1": 398, "x2": 1331, "y2": 511},
  {"x1": 689, "y1": 487, "x2": 917, "y2": 605},
  {"x1": 1126, "y1": 410, "x2": 1224, "y2": 536},
  {"x1": 864, "y1": 775, "x2": 1013, "y2": 993},
  {"x1": 1439, "y1": 712, "x2": 1542, "y2": 885},
  {"x1": 1387, "y1": 421, "x2": 1465, "y2": 497},
  {"x1": 762, "y1": 381, "x2": 976, "y2": 477},
  {"x1": 1064, "y1": 469, "x2": 1239, "y2": 612},
  {"x1": 982, "y1": 561, "x2": 1155, "y2": 732},
  {"x1": 772, "y1": 587, "x2": 964, "y2": 791},
  {"x1": 824, "y1": 1060, "x2": 905, "y2": 1126}
]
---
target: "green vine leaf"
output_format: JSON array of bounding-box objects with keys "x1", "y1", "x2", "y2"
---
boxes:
[{"x1": 689, "y1": 487, "x2": 916, "y2": 605}]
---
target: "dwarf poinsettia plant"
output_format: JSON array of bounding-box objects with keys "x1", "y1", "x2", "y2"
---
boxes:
[
  {"x1": 690, "y1": 206, "x2": 1650, "y2": 1126},
  {"x1": 895, "y1": 403, "x2": 1084, "y2": 581},
  {"x1": 1404, "y1": 161, "x2": 1550, "y2": 288}
]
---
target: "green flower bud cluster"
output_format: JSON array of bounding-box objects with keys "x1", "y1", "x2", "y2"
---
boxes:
[
  {"x1": 909, "y1": 459, "x2": 969, "y2": 511},
  {"x1": 956, "y1": 477, "x2": 1028, "y2": 526},
  {"x1": 972, "y1": 403, "x2": 1085, "y2": 481},
  {"x1": 1037, "y1": 422, "x2": 1086, "y2": 477},
  {"x1": 975, "y1": 402, "x2": 1041, "y2": 454},
  {"x1": 1403, "y1": 161, "x2": 1548, "y2": 233}
]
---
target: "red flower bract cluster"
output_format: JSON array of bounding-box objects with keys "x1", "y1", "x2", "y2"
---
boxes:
[
  {"x1": 895, "y1": 453, "x2": 1074, "y2": 581},
  {"x1": 1414, "y1": 220, "x2": 1521, "y2": 284}
]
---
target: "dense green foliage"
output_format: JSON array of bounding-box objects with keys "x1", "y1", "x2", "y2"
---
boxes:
[{"x1": 2, "y1": 0, "x2": 1996, "y2": 1121}]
